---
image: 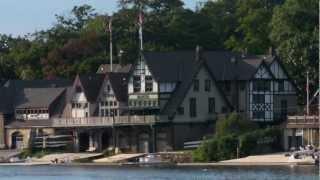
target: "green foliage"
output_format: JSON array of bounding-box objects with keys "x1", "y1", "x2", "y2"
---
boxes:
[
  {"x1": 192, "y1": 134, "x2": 238, "y2": 162},
  {"x1": 239, "y1": 127, "x2": 282, "y2": 156},
  {"x1": 215, "y1": 112, "x2": 258, "y2": 137},
  {"x1": 270, "y1": 0, "x2": 318, "y2": 94},
  {"x1": 0, "y1": 0, "x2": 318, "y2": 99},
  {"x1": 193, "y1": 113, "x2": 282, "y2": 162},
  {"x1": 225, "y1": 0, "x2": 283, "y2": 54}
]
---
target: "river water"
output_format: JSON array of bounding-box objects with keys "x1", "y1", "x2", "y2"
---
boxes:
[{"x1": 0, "y1": 165, "x2": 318, "y2": 180}]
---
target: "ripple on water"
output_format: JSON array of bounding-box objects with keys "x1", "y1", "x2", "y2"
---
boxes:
[{"x1": 0, "y1": 165, "x2": 318, "y2": 180}]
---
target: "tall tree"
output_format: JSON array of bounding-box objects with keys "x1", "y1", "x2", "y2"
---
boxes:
[
  {"x1": 225, "y1": 0, "x2": 283, "y2": 54},
  {"x1": 270, "y1": 0, "x2": 318, "y2": 91}
]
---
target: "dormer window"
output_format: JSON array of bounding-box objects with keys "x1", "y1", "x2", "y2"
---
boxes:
[
  {"x1": 145, "y1": 76, "x2": 153, "y2": 92},
  {"x1": 76, "y1": 86, "x2": 82, "y2": 93},
  {"x1": 133, "y1": 76, "x2": 141, "y2": 92}
]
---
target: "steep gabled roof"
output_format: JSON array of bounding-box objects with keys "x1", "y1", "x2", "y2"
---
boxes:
[
  {"x1": 161, "y1": 60, "x2": 233, "y2": 117},
  {"x1": 77, "y1": 73, "x2": 105, "y2": 102},
  {"x1": 108, "y1": 73, "x2": 128, "y2": 102},
  {"x1": 0, "y1": 87, "x2": 13, "y2": 113},
  {"x1": 143, "y1": 51, "x2": 196, "y2": 82},
  {"x1": 15, "y1": 88, "x2": 65, "y2": 109},
  {"x1": 0, "y1": 79, "x2": 72, "y2": 114},
  {"x1": 143, "y1": 51, "x2": 273, "y2": 82}
]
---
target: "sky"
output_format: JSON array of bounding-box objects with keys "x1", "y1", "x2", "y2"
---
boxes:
[{"x1": 0, "y1": 0, "x2": 202, "y2": 37}]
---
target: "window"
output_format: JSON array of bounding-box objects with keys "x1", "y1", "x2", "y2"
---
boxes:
[
  {"x1": 189, "y1": 98, "x2": 197, "y2": 117},
  {"x1": 107, "y1": 85, "x2": 111, "y2": 92},
  {"x1": 83, "y1": 103, "x2": 88, "y2": 108},
  {"x1": 177, "y1": 107, "x2": 184, "y2": 115},
  {"x1": 133, "y1": 76, "x2": 141, "y2": 92},
  {"x1": 193, "y1": 79, "x2": 199, "y2": 92},
  {"x1": 253, "y1": 94, "x2": 265, "y2": 104},
  {"x1": 205, "y1": 79, "x2": 211, "y2": 92},
  {"x1": 76, "y1": 86, "x2": 82, "y2": 93},
  {"x1": 253, "y1": 110, "x2": 264, "y2": 119},
  {"x1": 114, "y1": 101, "x2": 117, "y2": 106},
  {"x1": 253, "y1": 80, "x2": 270, "y2": 91},
  {"x1": 278, "y1": 80, "x2": 285, "y2": 92},
  {"x1": 145, "y1": 76, "x2": 153, "y2": 92},
  {"x1": 208, "y1": 98, "x2": 215, "y2": 114}
]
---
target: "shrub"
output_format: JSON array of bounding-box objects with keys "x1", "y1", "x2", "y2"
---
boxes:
[
  {"x1": 192, "y1": 140, "x2": 210, "y2": 162},
  {"x1": 193, "y1": 135, "x2": 238, "y2": 162},
  {"x1": 215, "y1": 112, "x2": 257, "y2": 137},
  {"x1": 239, "y1": 127, "x2": 282, "y2": 156}
]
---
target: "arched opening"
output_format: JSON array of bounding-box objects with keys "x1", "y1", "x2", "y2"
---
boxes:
[
  {"x1": 79, "y1": 132, "x2": 89, "y2": 152},
  {"x1": 138, "y1": 133, "x2": 150, "y2": 153},
  {"x1": 11, "y1": 131, "x2": 24, "y2": 149},
  {"x1": 101, "y1": 131, "x2": 110, "y2": 150}
]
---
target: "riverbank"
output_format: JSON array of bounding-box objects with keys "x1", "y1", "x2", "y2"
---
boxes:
[{"x1": 0, "y1": 152, "x2": 316, "y2": 167}]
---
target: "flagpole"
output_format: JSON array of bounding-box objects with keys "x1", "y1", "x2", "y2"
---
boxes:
[
  {"x1": 109, "y1": 17, "x2": 113, "y2": 72},
  {"x1": 307, "y1": 71, "x2": 309, "y2": 115},
  {"x1": 139, "y1": 7, "x2": 143, "y2": 51}
]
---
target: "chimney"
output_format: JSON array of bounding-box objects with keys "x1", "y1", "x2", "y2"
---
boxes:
[{"x1": 195, "y1": 45, "x2": 203, "y2": 61}]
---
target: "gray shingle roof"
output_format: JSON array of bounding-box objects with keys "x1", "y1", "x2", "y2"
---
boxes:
[
  {"x1": 4, "y1": 79, "x2": 72, "y2": 89},
  {"x1": 15, "y1": 88, "x2": 65, "y2": 109},
  {"x1": 78, "y1": 74, "x2": 105, "y2": 102},
  {"x1": 0, "y1": 87, "x2": 13, "y2": 113},
  {"x1": 108, "y1": 73, "x2": 128, "y2": 102},
  {"x1": 143, "y1": 51, "x2": 196, "y2": 82},
  {"x1": 143, "y1": 51, "x2": 276, "y2": 82},
  {"x1": 0, "y1": 79, "x2": 72, "y2": 114}
]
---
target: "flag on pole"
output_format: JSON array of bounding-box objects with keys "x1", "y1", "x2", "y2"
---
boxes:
[{"x1": 138, "y1": 11, "x2": 144, "y2": 51}]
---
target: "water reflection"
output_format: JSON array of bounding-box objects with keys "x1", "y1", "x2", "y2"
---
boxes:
[{"x1": 0, "y1": 165, "x2": 318, "y2": 180}]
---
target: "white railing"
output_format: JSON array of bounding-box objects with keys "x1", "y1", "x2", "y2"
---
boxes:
[
  {"x1": 51, "y1": 115, "x2": 158, "y2": 127},
  {"x1": 287, "y1": 115, "x2": 319, "y2": 124}
]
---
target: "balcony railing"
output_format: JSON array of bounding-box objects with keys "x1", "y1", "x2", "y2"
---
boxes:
[
  {"x1": 286, "y1": 115, "x2": 319, "y2": 128},
  {"x1": 51, "y1": 115, "x2": 159, "y2": 127}
]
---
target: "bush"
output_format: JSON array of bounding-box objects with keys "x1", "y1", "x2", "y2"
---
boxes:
[
  {"x1": 239, "y1": 127, "x2": 282, "y2": 156},
  {"x1": 192, "y1": 135, "x2": 238, "y2": 162},
  {"x1": 192, "y1": 140, "x2": 210, "y2": 162},
  {"x1": 215, "y1": 112, "x2": 257, "y2": 137}
]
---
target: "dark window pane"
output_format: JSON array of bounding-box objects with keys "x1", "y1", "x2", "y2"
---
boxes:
[
  {"x1": 205, "y1": 79, "x2": 211, "y2": 92},
  {"x1": 189, "y1": 98, "x2": 197, "y2": 117},
  {"x1": 208, "y1": 98, "x2": 215, "y2": 114},
  {"x1": 193, "y1": 79, "x2": 199, "y2": 92}
]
